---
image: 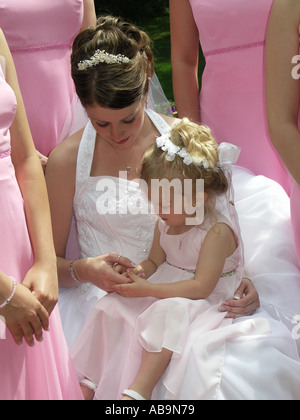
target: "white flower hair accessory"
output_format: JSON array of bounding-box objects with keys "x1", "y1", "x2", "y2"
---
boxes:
[
  {"x1": 156, "y1": 133, "x2": 212, "y2": 167},
  {"x1": 156, "y1": 134, "x2": 241, "y2": 169},
  {"x1": 78, "y1": 49, "x2": 130, "y2": 71},
  {"x1": 156, "y1": 133, "x2": 180, "y2": 162}
]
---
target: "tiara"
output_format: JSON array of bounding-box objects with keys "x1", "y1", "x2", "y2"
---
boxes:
[
  {"x1": 78, "y1": 49, "x2": 130, "y2": 71},
  {"x1": 156, "y1": 133, "x2": 241, "y2": 168}
]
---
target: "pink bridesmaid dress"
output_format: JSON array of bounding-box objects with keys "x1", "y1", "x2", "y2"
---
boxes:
[
  {"x1": 0, "y1": 65, "x2": 82, "y2": 400},
  {"x1": 189, "y1": 0, "x2": 290, "y2": 193},
  {"x1": 0, "y1": 0, "x2": 84, "y2": 157},
  {"x1": 190, "y1": 0, "x2": 300, "y2": 265}
]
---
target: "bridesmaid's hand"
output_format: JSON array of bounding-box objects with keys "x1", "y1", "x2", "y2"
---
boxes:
[
  {"x1": 22, "y1": 263, "x2": 58, "y2": 316},
  {"x1": 0, "y1": 281, "x2": 49, "y2": 347},
  {"x1": 219, "y1": 278, "x2": 260, "y2": 319}
]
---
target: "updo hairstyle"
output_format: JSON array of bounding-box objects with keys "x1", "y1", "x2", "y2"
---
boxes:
[{"x1": 71, "y1": 15, "x2": 154, "y2": 109}]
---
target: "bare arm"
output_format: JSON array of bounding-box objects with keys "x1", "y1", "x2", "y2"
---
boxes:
[
  {"x1": 265, "y1": 0, "x2": 300, "y2": 186},
  {"x1": 80, "y1": 0, "x2": 97, "y2": 31},
  {"x1": 114, "y1": 223, "x2": 237, "y2": 300},
  {"x1": 138, "y1": 222, "x2": 167, "y2": 279},
  {"x1": 45, "y1": 134, "x2": 79, "y2": 288},
  {"x1": 0, "y1": 29, "x2": 58, "y2": 314},
  {"x1": 45, "y1": 134, "x2": 135, "y2": 291},
  {"x1": 170, "y1": 0, "x2": 201, "y2": 123}
]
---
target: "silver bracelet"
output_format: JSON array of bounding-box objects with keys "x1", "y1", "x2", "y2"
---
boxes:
[
  {"x1": 69, "y1": 260, "x2": 81, "y2": 285},
  {"x1": 0, "y1": 277, "x2": 17, "y2": 309}
]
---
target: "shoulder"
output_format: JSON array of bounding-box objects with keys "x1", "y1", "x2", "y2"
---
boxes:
[
  {"x1": 159, "y1": 114, "x2": 182, "y2": 129},
  {"x1": 48, "y1": 128, "x2": 83, "y2": 166},
  {"x1": 46, "y1": 128, "x2": 84, "y2": 181},
  {"x1": 204, "y1": 222, "x2": 238, "y2": 256},
  {"x1": 208, "y1": 222, "x2": 234, "y2": 238},
  {"x1": 203, "y1": 214, "x2": 237, "y2": 244}
]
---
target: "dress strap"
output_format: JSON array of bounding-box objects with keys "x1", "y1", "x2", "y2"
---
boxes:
[
  {"x1": 75, "y1": 121, "x2": 96, "y2": 185},
  {"x1": 145, "y1": 108, "x2": 171, "y2": 135},
  {"x1": 75, "y1": 109, "x2": 170, "y2": 186}
]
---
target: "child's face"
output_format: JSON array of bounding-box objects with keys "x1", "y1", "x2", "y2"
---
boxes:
[{"x1": 150, "y1": 187, "x2": 200, "y2": 227}]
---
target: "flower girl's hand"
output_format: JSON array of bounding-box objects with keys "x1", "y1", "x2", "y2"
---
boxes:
[
  {"x1": 112, "y1": 269, "x2": 150, "y2": 298},
  {"x1": 115, "y1": 264, "x2": 145, "y2": 278},
  {"x1": 132, "y1": 265, "x2": 146, "y2": 278}
]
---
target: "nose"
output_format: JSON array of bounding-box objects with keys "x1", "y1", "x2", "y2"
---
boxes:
[{"x1": 110, "y1": 124, "x2": 125, "y2": 143}]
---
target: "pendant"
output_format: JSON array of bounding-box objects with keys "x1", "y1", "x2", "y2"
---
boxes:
[{"x1": 124, "y1": 165, "x2": 133, "y2": 174}]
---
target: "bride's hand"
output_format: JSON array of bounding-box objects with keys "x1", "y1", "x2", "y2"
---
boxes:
[
  {"x1": 75, "y1": 253, "x2": 137, "y2": 292},
  {"x1": 218, "y1": 277, "x2": 260, "y2": 319}
]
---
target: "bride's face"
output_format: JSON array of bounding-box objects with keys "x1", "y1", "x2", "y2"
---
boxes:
[{"x1": 86, "y1": 99, "x2": 147, "y2": 150}]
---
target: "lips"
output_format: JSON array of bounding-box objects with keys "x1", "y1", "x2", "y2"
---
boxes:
[{"x1": 113, "y1": 137, "x2": 130, "y2": 145}]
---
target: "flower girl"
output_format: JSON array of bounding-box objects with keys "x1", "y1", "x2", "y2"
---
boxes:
[{"x1": 70, "y1": 119, "x2": 270, "y2": 400}]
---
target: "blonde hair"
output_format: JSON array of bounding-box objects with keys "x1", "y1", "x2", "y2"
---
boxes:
[
  {"x1": 140, "y1": 118, "x2": 228, "y2": 216},
  {"x1": 71, "y1": 15, "x2": 154, "y2": 108}
]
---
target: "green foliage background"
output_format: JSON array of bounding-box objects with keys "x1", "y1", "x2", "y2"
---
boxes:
[{"x1": 94, "y1": 0, "x2": 169, "y2": 23}]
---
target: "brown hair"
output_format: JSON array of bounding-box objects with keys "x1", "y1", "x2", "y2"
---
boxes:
[{"x1": 71, "y1": 15, "x2": 154, "y2": 109}]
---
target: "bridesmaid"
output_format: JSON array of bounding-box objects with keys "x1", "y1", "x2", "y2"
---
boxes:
[
  {"x1": 170, "y1": 0, "x2": 290, "y2": 192},
  {"x1": 265, "y1": 0, "x2": 300, "y2": 266},
  {"x1": 0, "y1": 29, "x2": 82, "y2": 400},
  {"x1": 0, "y1": 0, "x2": 96, "y2": 164}
]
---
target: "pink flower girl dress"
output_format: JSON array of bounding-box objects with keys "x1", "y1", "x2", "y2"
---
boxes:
[
  {"x1": 70, "y1": 143, "x2": 271, "y2": 400},
  {"x1": 0, "y1": 61, "x2": 82, "y2": 400}
]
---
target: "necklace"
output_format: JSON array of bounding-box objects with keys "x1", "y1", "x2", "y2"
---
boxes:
[{"x1": 124, "y1": 164, "x2": 134, "y2": 175}]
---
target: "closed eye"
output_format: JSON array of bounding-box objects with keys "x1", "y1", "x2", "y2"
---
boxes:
[
  {"x1": 97, "y1": 122, "x2": 109, "y2": 128},
  {"x1": 123, "y1": 116, "x2": 136, "y2": 124}
]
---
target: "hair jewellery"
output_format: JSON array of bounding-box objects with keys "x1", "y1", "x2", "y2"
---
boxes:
[{"x1": 78, "y1": 49, "x2": 130, "y2": 71}]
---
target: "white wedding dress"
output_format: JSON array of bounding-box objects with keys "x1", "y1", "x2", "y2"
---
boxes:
[{"x1": 59, "y1": 109, "x2": 300, "y2": 400}]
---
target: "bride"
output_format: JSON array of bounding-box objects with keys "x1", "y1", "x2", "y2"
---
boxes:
[{"x1": 46, "y1": 16, "x2": 300, "y2": 399}]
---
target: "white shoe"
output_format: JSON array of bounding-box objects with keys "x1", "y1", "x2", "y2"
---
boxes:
[
  {"x1": 122, "y1": 389, "x2": 146, "y2": 400},
  {"x1": 80, "y1": 378, "x2": 98, "y2": 393}
]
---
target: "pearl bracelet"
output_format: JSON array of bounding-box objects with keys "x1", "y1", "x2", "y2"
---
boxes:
[
  {"x1": 0, "y1": 277, "x2": 17, "y2": 309},
  {"x1": 69, "y1": 260, "x2": 81, "y2": 285}
]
